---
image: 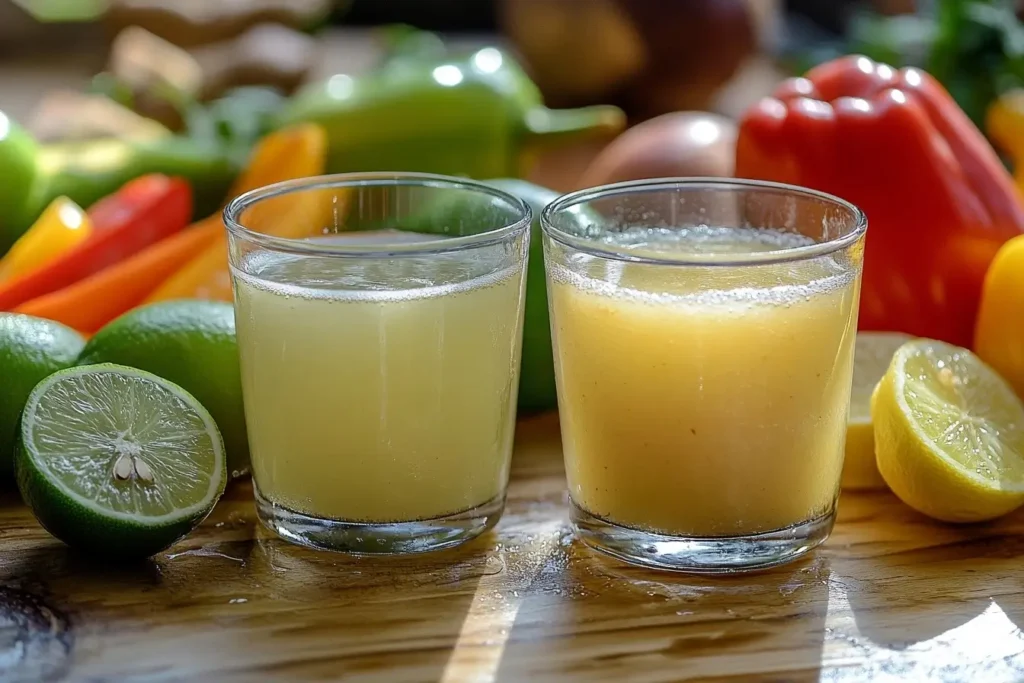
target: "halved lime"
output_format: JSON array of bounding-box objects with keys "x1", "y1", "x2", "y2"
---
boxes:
[
  {"x1": 872, "y1": 339, "x2": 1024, "y2": 522},
  {"x1": 15, "y1": 364, "x2": 226, "y2": 557},
  {"x1": 78, "y1": 300, "x2": 249, "y2": 479}
]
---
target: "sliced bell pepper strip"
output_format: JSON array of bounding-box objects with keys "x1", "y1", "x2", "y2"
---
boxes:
[
  {"x1": 0, "y1": 174, "x2": 192, "y2": 311},
  {"x1": 146, "y1": 124, "x2": 329, "y2": 303},
  {"x1": 15, "y1": 218, "x2": 221, "y2": 333},
  {"x1": 0, "y1": 197, "x2": 92, "y2": 282},
  {"x1": 736, "y1": 55, "x2": 1024, "y2": 348}
]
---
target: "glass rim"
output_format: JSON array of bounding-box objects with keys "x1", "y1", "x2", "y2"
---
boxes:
[
  {"x1": 223, "y1": 172, "x2": 532, "y2": 258},
  {"x1": 540, "y1": 177, "x2": 868, "y2": 267}
]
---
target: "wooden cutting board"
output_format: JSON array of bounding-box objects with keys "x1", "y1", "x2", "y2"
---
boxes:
[{"x1": 1, "y1": 412, "x2": 1023, "y2": 682}]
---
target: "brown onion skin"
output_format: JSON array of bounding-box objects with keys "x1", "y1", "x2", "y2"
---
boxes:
[{"x1": 578, "y1": 112, "x2": 737, "y2": 189}]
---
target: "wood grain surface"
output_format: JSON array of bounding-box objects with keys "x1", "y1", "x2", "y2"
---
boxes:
[{"x1": 1, "y1": 412, "x2": 1023, "y2": 682}]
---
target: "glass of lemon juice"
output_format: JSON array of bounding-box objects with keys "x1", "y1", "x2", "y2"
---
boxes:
[
  {"x1": 543, "y1": 179, "x2": 866, "y2": 572},
  {"x1": 225, "y1": 174, "x2": 530, "y2": 553}
]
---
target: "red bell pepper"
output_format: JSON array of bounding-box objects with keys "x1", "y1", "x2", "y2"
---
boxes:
[
  {"x1": 0, "y1": 174, "x2": 191, "y2": 310},
  {"x1": 736, "y1": 55, "x2": 1024, "y2": 348}
]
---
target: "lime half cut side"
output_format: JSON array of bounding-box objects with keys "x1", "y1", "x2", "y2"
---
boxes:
[
  {"x1": 15, "y1": 364, "x2": 226, "y2": 557},
  {"x1": 873, "y1": 339, "x2": 1024, "y2": 522}
]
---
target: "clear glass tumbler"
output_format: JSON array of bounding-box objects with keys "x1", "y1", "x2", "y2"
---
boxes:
[
  {"x1": 224, "y1": 173, "x2": 531, "y2": 554},
  {"x1": 542, "y1": 178, "x2": 866, "y2": 573}
]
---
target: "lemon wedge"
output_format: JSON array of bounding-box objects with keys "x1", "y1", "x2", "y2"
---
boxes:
[
  {"x1": 872, "y1": 339, "x2": 1024, "y2": 522},
  {"x1": 843, "y1": 332, "x2": 912, "y2": 490}
]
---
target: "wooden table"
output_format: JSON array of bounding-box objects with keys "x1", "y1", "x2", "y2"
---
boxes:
[{"x1": 2, "y1": 413, "x2": 1023, "y2": 682}]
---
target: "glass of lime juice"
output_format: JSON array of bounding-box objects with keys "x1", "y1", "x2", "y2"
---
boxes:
[
  {"x1": 542, "y1": 178, "x2": 867, "y2": 572},
  {"x1": 225, "y1": 173, "x2": 531, "y2": 553}
]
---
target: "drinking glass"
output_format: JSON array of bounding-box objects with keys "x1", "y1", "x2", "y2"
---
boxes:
[
  {"x1": 542, "y1": 178, "x2": 866, "y2": 572},
  {"x1": 225, "y1": 173, "x2": 531, "y2": 554}
]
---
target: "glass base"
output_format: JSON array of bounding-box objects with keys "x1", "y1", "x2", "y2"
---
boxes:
[
  {"x1": 254, "y1": 487, "x2": 504, "y2": 554},
  {"x1": 570, "y1": 500, "x2": 835, "y2": 574}
]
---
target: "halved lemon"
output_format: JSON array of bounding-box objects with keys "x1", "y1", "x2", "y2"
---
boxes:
[
  {"x1": 872, "y1": 339, "x2": 1024, "y2": 522},
  {"x1": 843, "y1": 332, "x2": 912, "y2": 490}
]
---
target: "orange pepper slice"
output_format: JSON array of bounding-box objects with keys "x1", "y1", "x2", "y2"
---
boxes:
[{"x1": 146, "y1": 123, "x2": 333, "y2": 303}]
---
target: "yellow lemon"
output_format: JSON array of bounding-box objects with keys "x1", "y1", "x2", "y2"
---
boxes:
[
  {"x1": 843, "y1": 332, "x2": 912, "y2": 490},
  {"x1": 872, "y1": 339, "x2": 1024, "y2": 523}
]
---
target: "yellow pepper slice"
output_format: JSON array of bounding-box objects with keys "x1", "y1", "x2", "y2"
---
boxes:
[
  {"x1": 975, "y1": 234, "x2": 1024, "y2": 397},
  {"x1": 146, "y1": 123, "x2": 332, "y2": 303},
  {"x1": 0, "y1": 197, "x2": 92, "y2": 282}
]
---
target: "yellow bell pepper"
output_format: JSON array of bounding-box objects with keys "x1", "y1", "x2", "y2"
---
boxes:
[
  {"x1": 146, "y1": 123, "x2": 332, "y2": 303},
  {"x1": 0, "y1": 197, "x2": 92, "y2": 282},
  {"x1": 988, "y1": 91, "x2": 1024, "y2": 193},
  {"x1": 975, "y1": 234, "x2": 1024, "y2": 397}
]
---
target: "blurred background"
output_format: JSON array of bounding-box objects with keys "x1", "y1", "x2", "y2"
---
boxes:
[{"x1": 0, "y1": 0, "x2": 1021, "y2": 191}]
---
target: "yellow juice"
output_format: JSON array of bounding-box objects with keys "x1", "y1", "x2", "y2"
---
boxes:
[
  {"x1": 233, "y1": 246, "x2": 525, "y2": 523},
  {"x1": 549, "y1": 227, "x2": 860, "y2": 536}
]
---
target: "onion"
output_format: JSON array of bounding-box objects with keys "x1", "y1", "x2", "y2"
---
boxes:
[
  {"x1": 498, "y1": 0, "x2": 645, "y2": 105},
  {"x1": 579, "y1": 112, "x2": 737, "y2": 188}
]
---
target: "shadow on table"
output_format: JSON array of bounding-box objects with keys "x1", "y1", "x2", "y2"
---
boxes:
[
  {"x1": 0, "y1": 487, "x2": 498, "y2": 682},
  {"x1": 830, "y1": 494, "x2": 1024, "y2": 680},
  {"x1": 489, "y1": 532, "x2": 832, "y2": 682},
  {"x1": 0, "y1": 486, "x2": 25, "y2": 509},
  {"x1": 0, "y1": 414, "x2": 568, "y2": 682}
]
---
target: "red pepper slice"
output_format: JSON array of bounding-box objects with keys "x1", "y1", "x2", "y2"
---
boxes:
[
  {"x1": 0, "y1": 174, "x2": 192, "y2": 311},
  {"x1": 736, "y1": 55, "x2": 1024, "y2": 347}
]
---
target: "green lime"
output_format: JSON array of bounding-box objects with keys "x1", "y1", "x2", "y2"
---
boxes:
[
  {"x1": 0, "y1": 112, "x2": 40, "y2": 251},
  {"x1": 15, "y1": 364, "x2": 226, "y2": 557},
  {"x1": 77, "y1": 300, "x2": 249, "y2": 478},
  {"x1": 0, "y1": 313, "x2": 84, "y2": 477}
]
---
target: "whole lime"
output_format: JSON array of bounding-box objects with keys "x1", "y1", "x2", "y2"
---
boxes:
[
  {"x1": 0, "y1": 313, "x2": 84, "y2": 477},
  {"x1": 77, "y1": 301, "x2": 249, "y2": 477},
  {"x1": 0, "y1": 113, "x2": 40, "y2": 252}
]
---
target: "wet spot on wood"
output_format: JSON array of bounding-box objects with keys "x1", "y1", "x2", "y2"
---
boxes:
[{"x1": 0, "y1": 587, "x2": 73, "y2": 682}]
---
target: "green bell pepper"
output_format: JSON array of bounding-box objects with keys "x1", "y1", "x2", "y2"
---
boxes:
[
  {"x1": 392, "y1": 177, "x2": 588, "y2": 413},
  {"x1": 31, "y1": 137, "x2": 238, "y2": 230},
  {"x1": 485, "y1": 179, "x2": 559, "y2": 413},
  {"x1": 5, "y1": 86, "x2": 286, "y2": 251},
  {"x1": 274, "y1": 37, "x2": 625, "y2": 179},
  {"x1": 0, "y1": 112, "x2": 40, "y2": 253},
  {"x1": 0, "y1": 108, "x2": 242, "y2": 254}
]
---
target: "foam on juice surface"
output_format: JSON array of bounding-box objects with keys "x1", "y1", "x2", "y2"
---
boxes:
[
  {"x1": 551, "y1": 226, "x2": 855, "y2": 309},
  {"x1": 233, "y1": 243, "x2": 520, "y2": 304},
  {"x1": 594, "y1": 225, "x2": 816, "y2": 255}
]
